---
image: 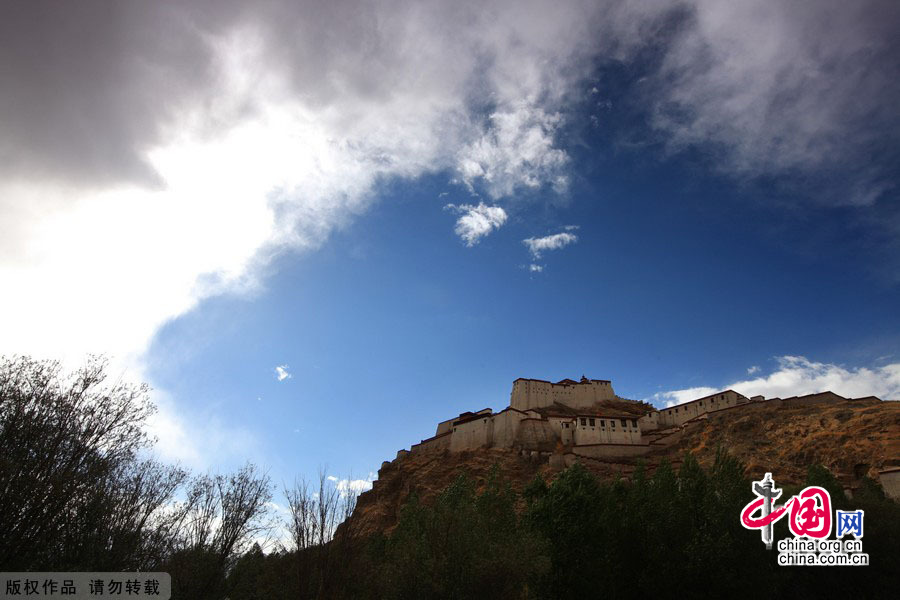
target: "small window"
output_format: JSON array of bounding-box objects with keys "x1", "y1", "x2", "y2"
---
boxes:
[
  {"x1": 632, "y1": 419, "x2": 637, "y2": 427},
  {"x1": 621, "y1": 419, "x2": 627, "y2": 427},
  {"x1": 580, "y1": 418, "x2": 586, "y2": 426},
  {"x1": 589, "y1": 418, "x2": 595, "y2": 426},
  {"x1": 600, "y1": 420, "x2": 605, "y2": 427}
]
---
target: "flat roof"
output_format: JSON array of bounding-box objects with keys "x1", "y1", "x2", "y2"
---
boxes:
[{"x1": 513, "y1": 377, "x2": 611, "y2": 384}]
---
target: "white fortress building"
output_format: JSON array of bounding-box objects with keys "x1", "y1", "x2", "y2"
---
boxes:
[
  {"x1": 509, "y1": 377, "x2": 616, "y2": 411},
  {"x1": 402, "y1": 376, "x2": 667, "y2": 461},
  {"x1": 391, "y1": 374, "x2": 891, "y2": 491}
]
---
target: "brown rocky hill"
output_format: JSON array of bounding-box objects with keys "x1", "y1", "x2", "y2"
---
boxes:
[
  {"x1": 349, "y1": 398, "x2": 899, "y2": 538},
  {"x1": 677, "y1": 397, "x2": 900, "y2": 484}
]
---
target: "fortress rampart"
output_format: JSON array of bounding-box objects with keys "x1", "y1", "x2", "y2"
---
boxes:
[{"x1": 401, "y1": 375, "x2": 882, "y2": 465}]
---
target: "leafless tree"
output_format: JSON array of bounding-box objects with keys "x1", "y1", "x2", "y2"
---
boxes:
[
  {"x1": 0, "y1": 355, "x2": 160, "y2": 570},
  {"x1": 167, "y1": 463, "x2": 273, "y2": 599},
  {"x1": 178, "y1": 464, "x2": 273, "y2": 561},
  {"x1": 284, "y1": 469, "x2": 367, "y2": 598},
  {"x1": 286, "y1": 476, "x2": 317, "y2": 552},
  {"x1": 82, "y1": 458, "x2": 190, "y2": 570}
]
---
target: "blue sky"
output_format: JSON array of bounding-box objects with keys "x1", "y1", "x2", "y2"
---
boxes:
[{"x1": 2, "y1": 0, "x2": 899, "y2": 485}]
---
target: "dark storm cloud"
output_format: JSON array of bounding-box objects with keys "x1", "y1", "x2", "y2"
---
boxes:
[{"x1": 0, "y1": 1, "x2": 232, "y2": 188}]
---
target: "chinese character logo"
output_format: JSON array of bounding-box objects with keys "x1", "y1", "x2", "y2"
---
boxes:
[
  {"x1": 740, "y1": 473, "x2": 835, "y2": 548},
  {"x1": 787, "y1": 486, "x2": 831, "y2": 539},
  {"x1": 836, "y1": 510, "x2": 864, "y2": 539}
]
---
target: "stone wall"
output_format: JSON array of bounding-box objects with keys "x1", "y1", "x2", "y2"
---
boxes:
[
  {"x1": 510, "y1": 378, "x2": 616, "y2": 411},
  {"x1": 449, "y1": 415, "x2": 493, "y2": 451},
  {"x1": 780, "y1": 392, "x2": 847, "y2": 407},
  {"x1": 638, "y1": 411, "x2": 659, "y2": 431},
  {"x1": 410, "y1": 432, "x2": 451, "y2": 454},
  {"x1": 572, "y1": 443, "x2": 651, "y2": 459},
  {"x1": 657, "y1": 390, "x2": 748, "y2": 427},
  {"x1": 879, "y1": 469, "x2": 900, "y2": 501},
  {"x1": 515, "y1": 418, "x2": 557, "y2": 451},
  {"x1": 572, "y1": 416, "x2": 641, "y2": 444},
  {"x1": 491, "y1": 409, "x2": 526, "y2": 448}
]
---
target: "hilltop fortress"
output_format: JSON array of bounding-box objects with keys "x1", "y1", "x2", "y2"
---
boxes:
[{"x1": 398, "y1": 375, "x2": 885, "y2": 465}]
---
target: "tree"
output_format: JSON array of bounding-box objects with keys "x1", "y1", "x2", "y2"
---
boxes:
[
  {"x1": 0, "y1": 355, "x2": 276, "y2": 600},
  {"x1": 284, "y1": 469, "x2": 366, "y2": 599},
  {"x1": 165, "y1": 463, "x2": 273, "y2": 600},
  {"x1": 0, "y1": 355, "x2": 168, "y2": 570},
  {"x1": 375, "y1": 469, "x2": 547, "y2": 600}
]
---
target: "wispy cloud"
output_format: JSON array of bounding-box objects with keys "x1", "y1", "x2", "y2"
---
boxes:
[
  {"x1": 274, "y1": 365, "x2": 292, "y2": 382},
  {"x1": 652, "y1": 386, "x2": 719, "y2": 408},
  {"x1": 523, "y1": 232, "x2": 578, "y2": 259},
  {"x1": 331, "y1": 474, "x2": 376, "y2": 498},
  {"x1": 747, "y1": 365, "x2": 760, "y2": 375},
  {"x1": 445, "y1": 203, "x2": 508, "y2": 246},
  {"x1": 648, "y1": 0, "x2": 900, "y2": 205},
  {"x1": 651, "y1": 356, "x2": 900, "y2": 407},
  {"x1": 529, "y1": 263, "x2": 544, "y2": 273},
  {"x1": 457, "y1": 104, "x2": 569, "y2": 199}
]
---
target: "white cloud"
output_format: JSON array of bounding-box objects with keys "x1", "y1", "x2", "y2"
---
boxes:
[
  {"x1": 653, "y1": 386, "x2": 719, "y2": 408},
  {"x1": 456, "y1": 103, "x2": 569, "y2": 199},
  {"x1": 651, "y1": 356, "x2": 900, "y2": 408},
  {"x1": 332, "y1": 473, "x2": 376, "y2": 498},
  {"x1": 275, "y1": 365, "x2": 292, "y2": 382},
  {"x1": 266, "y1": 501, "x2": 291, "y2": 515},
  {"x1": 523, "y1": 232, "x2": 578, "y2": 259},
  {"x1": 445, "y1": 203, "x2": 508, "y2": 246},
  {"x1": 529, "y1": 264, "x2": 544, "y2": 272},
  {"x1": 747, "y1": 365, "x2": 761, "y2": 375}
]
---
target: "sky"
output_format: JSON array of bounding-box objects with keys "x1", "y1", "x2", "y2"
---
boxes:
[{"x1": 2, "y1": 0, "x2": 900, "y2": 488}]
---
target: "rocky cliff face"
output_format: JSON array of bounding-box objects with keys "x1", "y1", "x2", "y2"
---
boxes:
[
  {"x1": 677, "y1": 398, "x2": 900, "y2": 484},
  {"x1": 349, "y1": 399, "x2": 899, "y2": 537}
]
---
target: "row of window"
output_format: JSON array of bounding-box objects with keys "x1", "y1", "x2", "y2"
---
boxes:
[{"x1": 578, "y1": 417, "x2": 638, "y2": 427}]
